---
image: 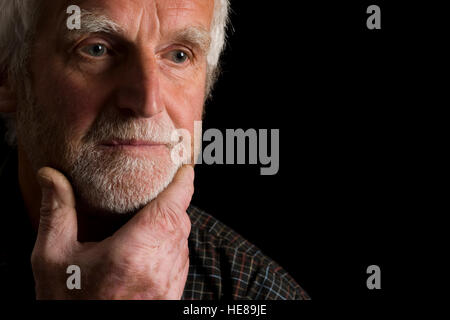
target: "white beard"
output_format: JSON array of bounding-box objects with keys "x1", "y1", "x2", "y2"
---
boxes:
[
  {"x1": 17, "y1": 90, "x2": 184, "y2": 215},
  {"x1": 70, "y1": 143, "x2": 180, "y2": 214}
]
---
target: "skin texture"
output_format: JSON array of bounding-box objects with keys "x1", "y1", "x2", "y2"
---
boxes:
[
  {"x1": 32, "y1": 165, "x2": 194, "y2": 299},
  {"x1": 0, "y1": 0, "x2": 214, "y2": 299}
]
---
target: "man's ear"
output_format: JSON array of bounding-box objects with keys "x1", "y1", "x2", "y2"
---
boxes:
[{"x1": 0, "y1": 69, "x2": 17, "y2": 113}]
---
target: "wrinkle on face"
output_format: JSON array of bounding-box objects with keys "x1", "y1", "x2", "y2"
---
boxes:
[{"x1": 20, "y1": 0, "x2": 214, "y2": 216}]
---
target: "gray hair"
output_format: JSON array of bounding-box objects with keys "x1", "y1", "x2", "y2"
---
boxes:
[{"x1": 0, "y1": 0, "x2": 230, "y2": 145}]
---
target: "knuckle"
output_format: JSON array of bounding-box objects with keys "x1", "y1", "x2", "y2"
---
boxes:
[
  {"x1": 181, "y1": 212, "x2": 192, "y2": 238},
  {"x1": 108, "y1": 245, "x2": 146, "y2": 277},
  {"x1": 30, "y1": 247, "x2": 55, "y2": 273},
  {"x1": 30, "y1": 249, "x2": 41, "y2": 267},
  {"x1": 151, "y1": 200, "x2": 186, "y2": 235},
  {"x1": 38, "y1": 208, "x2": 65, "y2": 236},
  {"x1": 184, "y1": 181, "x2": 194, "y2": 198},
  {"x1": 31, "y1": 239, "x2": 50, "y2": 266}
]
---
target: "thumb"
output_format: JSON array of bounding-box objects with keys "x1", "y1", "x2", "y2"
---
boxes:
[
  {"x1": 154, "y1": 165, "x2": 195, "y2": 213},
  {"x1": 119, "y1": 165, "x2": 194, "y2": 238},
  {"x1": 148, "y1": 165, "x2": 194, "y2": 236},
  {"x1": 36, "y1": 167, "x2": 78, "y2": 248}
]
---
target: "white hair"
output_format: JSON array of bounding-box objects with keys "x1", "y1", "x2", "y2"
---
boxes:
[{"x1": 0, "y1": 0, "x2": 230, "y2": 145}]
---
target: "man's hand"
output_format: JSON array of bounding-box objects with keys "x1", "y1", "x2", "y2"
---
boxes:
[{"x1": 31, "y1": 165, "x2": 194, "y2": 300}]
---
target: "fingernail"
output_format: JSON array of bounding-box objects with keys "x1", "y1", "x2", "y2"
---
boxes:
[
  {"x1": 37, "y1": 172, "x2": 53, "y2": 190},
  {"x1": 184, "y1": 165, "x2": 194, "y2": 179}
]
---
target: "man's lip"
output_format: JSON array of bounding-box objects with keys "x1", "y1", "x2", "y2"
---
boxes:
[{"x1": 99, "y1": 139, "x2": 166, "y2": 147}]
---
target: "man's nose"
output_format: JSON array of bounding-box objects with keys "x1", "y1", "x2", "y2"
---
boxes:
[{"x1": 115, "y1": 53, "x2": 163, "y2": 118}]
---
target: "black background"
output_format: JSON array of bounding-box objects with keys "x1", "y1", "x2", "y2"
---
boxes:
[
  {"x1": 193, "y1": 0, "x2": 408, "y2": 301},
  {"x1": 0, "y1": 0, "x2": 436, "y2": 307},
  {"x1": 190, "y1": 0, "x2": 440, "y2": 302}
]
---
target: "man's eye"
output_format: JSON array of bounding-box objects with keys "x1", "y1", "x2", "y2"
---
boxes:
[
  {"x1": 168, "y1": 50, "x2": 189, "y2": 64},
  {"x1": 82, "y1": 44, "x2": 108, "y2": 57}
]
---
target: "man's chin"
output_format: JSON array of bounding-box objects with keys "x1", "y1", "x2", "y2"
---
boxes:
[
  {"x1": 70, "y1": 159, "x2": 180, "y2": 216},
  {"x1": 75, "y1": 179, "x2": 169, "y2": 216},
  {"x1": 75, "y1": 196, "x2": 149, "y2": 218}
]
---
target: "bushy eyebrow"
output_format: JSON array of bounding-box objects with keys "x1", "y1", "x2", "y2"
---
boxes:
[
  {"x1": 63, "y1": 9, "x2": 211, "y2": 55},
  {"x1": 168, "y1": 26, "x2": 211, "y2": 56},
  {"x1": 63, "y1": 9, "x2": 124, "y2": 41}
]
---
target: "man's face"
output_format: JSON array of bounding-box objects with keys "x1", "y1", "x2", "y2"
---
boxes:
[{"x1": 16, "y1": 0, "x2": 214, "y2": 214}]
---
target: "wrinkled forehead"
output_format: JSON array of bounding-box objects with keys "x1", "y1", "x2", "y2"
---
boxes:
[{"x1": 39, "y1": 0, "x2": 215, "y2": 37}]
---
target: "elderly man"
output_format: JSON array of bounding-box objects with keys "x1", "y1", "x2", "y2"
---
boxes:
[{"x1": 0, "y1": 0, "x2": 308, "y2": 300}]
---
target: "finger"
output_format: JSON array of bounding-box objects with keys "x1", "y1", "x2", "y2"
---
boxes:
[
  {"x1": 178, "y1": 253, "x2": 190, "y2": 298},
  {"x1": 113, "y1": 165, "x2": 194, "y2": 245},
  {"x1": 35, "y1": 167, "x2": 78, "y2": 249},
  {"x1": 172, "y1": 241, "x2": 190, "y2": 280},
  {"x1": 145, "y1": 165, "x2": 194, "y2": 236},
  {"x1": 154, "y1": 165, "x2": 195, "y2": 213},
  {"x1": 166, "y1": 241, "x2": 190, "y2": 300}
]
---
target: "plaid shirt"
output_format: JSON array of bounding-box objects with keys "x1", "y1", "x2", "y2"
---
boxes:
[
  {"x1": 0, "y1": 149, "x2": 309, "y2": 300},
  {"x1": 183, "y1": 206, "x2": 309, "y2": 300}
]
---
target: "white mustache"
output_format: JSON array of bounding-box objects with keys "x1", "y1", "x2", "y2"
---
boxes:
[{"x1": 82, "y1": 112, "x2": 179, "y2": 148}]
